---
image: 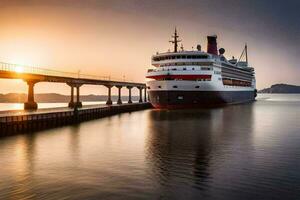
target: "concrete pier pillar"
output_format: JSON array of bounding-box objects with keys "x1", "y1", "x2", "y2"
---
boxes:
[
  {"x1": 139, "y1": 87, "x2": 143, "y2": 103},
  {"x1": 117, "y1": 86, "x2": 122, "y2": 104},
  {"x1": 68, "y1": 86, "x2": 75, "y2": 108},
  {"x1": 75, "y1": 86, "x2": 82, "y2": 108},
  {"x1": 127, "y1": 86, "x2": 133, "y2": 104},
  {"x1": 144, "y1": 87, "x2": 147, "y2": 102},
  {"x1": 24, "y1": 80, "x2": 38, "y2": 110},
  {"x1": 106, "y1": 85, "x2": 113, "y2": 105}
]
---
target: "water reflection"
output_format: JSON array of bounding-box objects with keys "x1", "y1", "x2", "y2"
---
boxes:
[
  {"x1": 68, "y1": 125, "x2": 81, "y2": 161},
  {"x1": 145, "y1": 103, "x2": 255, "y2": 198},
  {"x1": 2, "y1": 134, "x2": 37, "y2": 199}
]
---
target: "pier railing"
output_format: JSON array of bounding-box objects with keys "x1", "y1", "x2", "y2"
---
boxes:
[{"x1": 0, "y1": 61, "x2": 130, "y2": 82}]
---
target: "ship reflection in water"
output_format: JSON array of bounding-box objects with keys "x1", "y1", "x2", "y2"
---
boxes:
[{"x1": 0, "y1": 94, "x2": 299, "y2": 199}]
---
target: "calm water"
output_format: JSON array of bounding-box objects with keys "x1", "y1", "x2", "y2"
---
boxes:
[
  {"x1": 0, "y1": 101, "x2": 107, "y2": 111},
  {"x1": 0, "y1": 94, "x2": 299, "y2": 200}
]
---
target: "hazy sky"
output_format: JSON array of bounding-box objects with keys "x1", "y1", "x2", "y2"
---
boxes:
[{"x1": 0, "y1": 0, "x2": 299, "y2": 95}]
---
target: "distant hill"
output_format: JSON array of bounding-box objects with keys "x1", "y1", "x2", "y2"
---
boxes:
[
  {"x1": 259, "y1": 84, "x2": 300, "y2": 93},
  {"x1": 0, "y1": 93, "x2": 139, "y2": 103}
]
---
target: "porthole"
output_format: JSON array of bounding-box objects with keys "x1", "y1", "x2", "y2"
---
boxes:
[{"x1": 173, "y1": 86, "x2": 178, "y2": 88}]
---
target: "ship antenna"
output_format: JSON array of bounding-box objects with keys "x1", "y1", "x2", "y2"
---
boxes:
[
  {"x1": 236, "y1": 43, "x2": 248, "y2": 66},
  {"x1": 245, "y1": 43, "x2": 248, "y2": 64},
  {"x1": 169, "y1": 27, "x2": 181, "y2": 52}
]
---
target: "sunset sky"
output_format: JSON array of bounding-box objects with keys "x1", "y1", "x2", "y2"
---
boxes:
[{"x1": 0, "y1": 0, "x2": 299, "y2": 95}]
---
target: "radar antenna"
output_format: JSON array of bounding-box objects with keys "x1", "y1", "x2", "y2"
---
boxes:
[
  {"x1": 180, "y1": 43, "x2": 184, "y2": 51},
  {"x1": 169, "y1": 27, "x2": 181, "y2": 53}
]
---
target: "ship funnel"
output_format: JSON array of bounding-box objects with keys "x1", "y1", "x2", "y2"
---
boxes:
[{"x1": 207, "y1": 35, "x2": 218, "y2": 55}]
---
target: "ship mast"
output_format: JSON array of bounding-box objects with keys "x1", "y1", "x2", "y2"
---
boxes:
[
  {"x1": 169, "y1": 28, "x2": 181, "y2": 53},
  {"x1": 245, "y1": 43, "x2": 248, "y2": 64}
]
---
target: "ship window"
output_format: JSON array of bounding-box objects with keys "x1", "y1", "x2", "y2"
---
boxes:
[
  {"x1": 147, "y1": 86, "x2": 151, "y2": 89},
  {"x1": 192, "y1": 56, "x2": 196, "y2": 59},
  {"x1": 176, "y1": 56, "x2": 180, "y2": 59},
  {"x1": 172, "y1": 56, "x2": 175, "y2": 59},
  {"x1": 187, "y1": 55, "x2": 191, "y2": 59},
  {"x1": 173, "y1": 86, "x2": 178, "y2": 88},
  {"x1": 177, "y1": 95, "x2": 184, "y2": 100},
  {"x1": 182, "y1": 55, "x2": 186, "y2": 59},
  {"x1": 158, "y1": 86, "x2": 161, "y2": 88},
  {"x1": 183, "y1": 68, "x2": 186, "y2": 70},
  {"x1": 192, "y1": 68, "x2": 195, "y2": 70},
  {"x1": 195, "y1": 86, "x2": 200, "y2": 88}
]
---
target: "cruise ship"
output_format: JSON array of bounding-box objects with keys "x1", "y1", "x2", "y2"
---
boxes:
[{"x1": 146, "y1": 29, "x2": 257, "y2": 109}]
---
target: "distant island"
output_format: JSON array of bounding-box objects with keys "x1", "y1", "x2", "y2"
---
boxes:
[
  {"x1": 259, "y1": 84, "x2": 300, "y2": 93},
  {"x1": 0, "y1": 93, "x2": 139, "y2": 103}
]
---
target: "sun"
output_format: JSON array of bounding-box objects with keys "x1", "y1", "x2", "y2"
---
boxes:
[{"x1": 15, "y1": 66, "x2": 24, "y2": 73}]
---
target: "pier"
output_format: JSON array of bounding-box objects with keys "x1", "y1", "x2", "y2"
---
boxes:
[
  {"x1": 0, "y1": 62, "x2": 147, "y2": 110},
  {"x1": 0, "y1": 62, "x2": 151, "y2": 136}
]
